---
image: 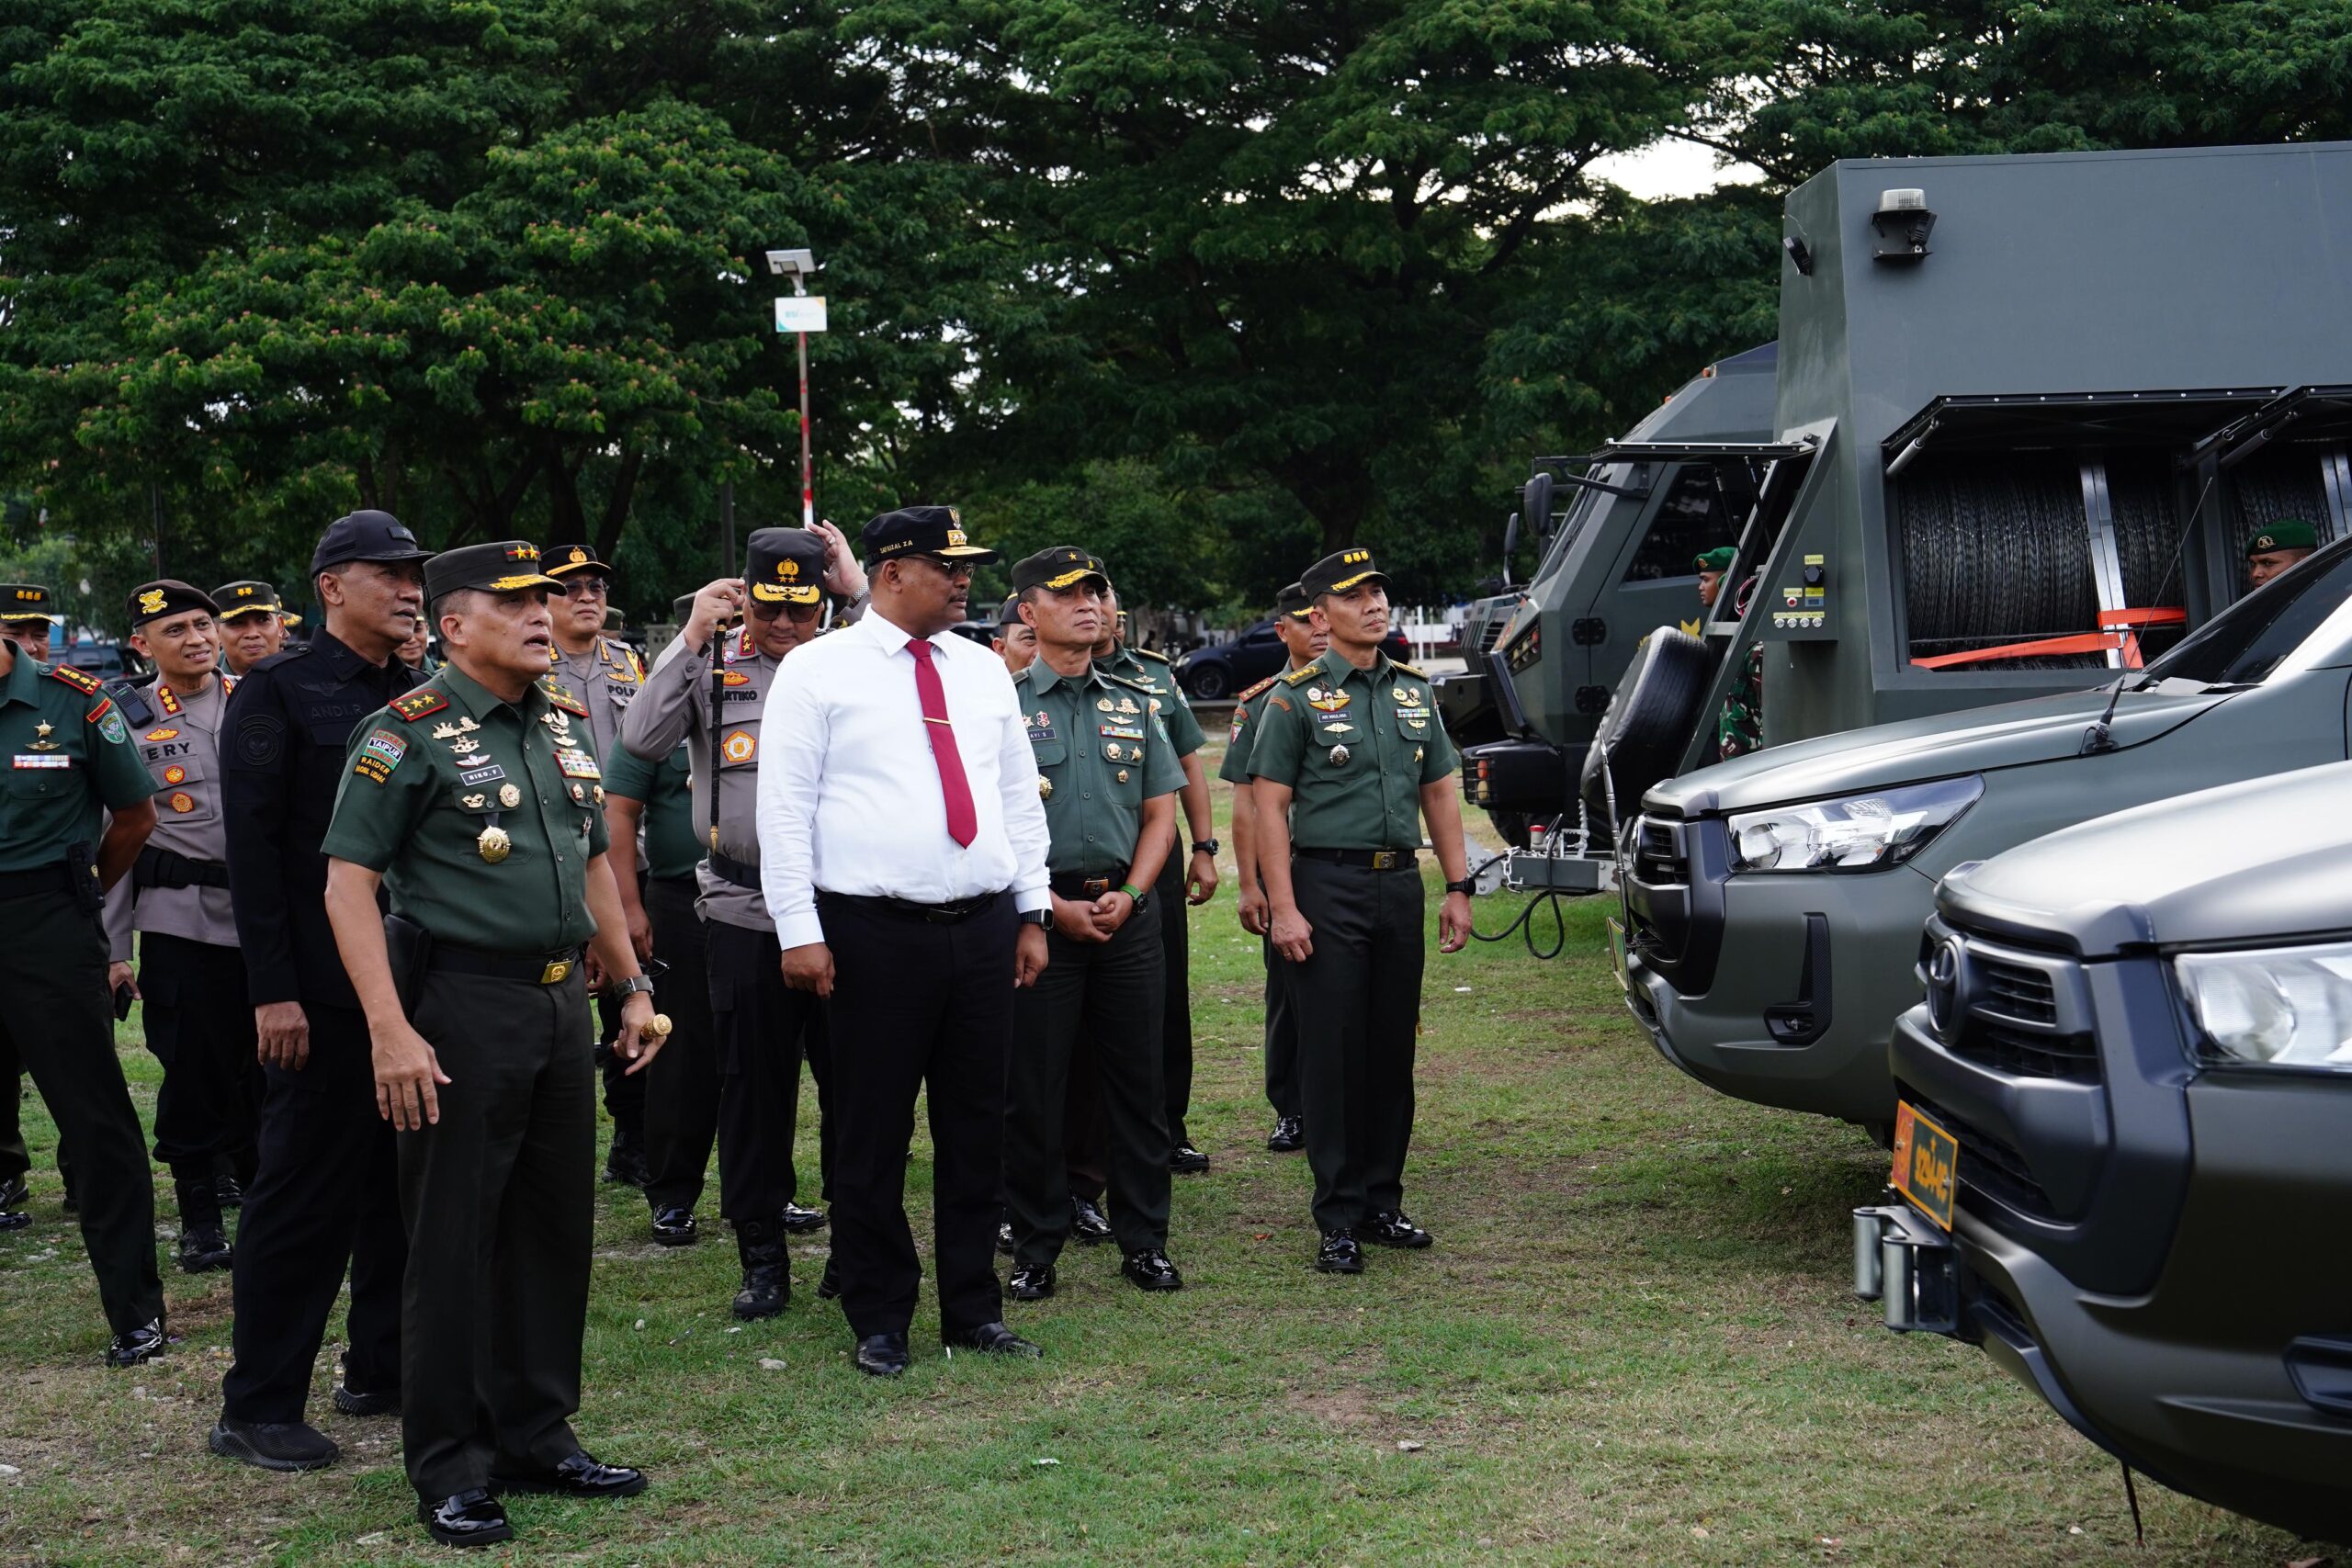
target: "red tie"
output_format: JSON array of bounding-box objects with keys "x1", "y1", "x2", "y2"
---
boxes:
[{"x1": 907, "y1": 638, "x2": 978, "y2": 847}]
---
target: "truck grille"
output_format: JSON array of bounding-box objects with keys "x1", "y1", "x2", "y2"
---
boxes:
[
  {"x1": 1478, "y1": 616, "x2": 1510, "y2": 653},
  {"x1": 1633, "y1": 818, "x2": 1682, "y2": 883},
  {"x1": 1975, "y1": 957, "x2": 2056, "y2": 1025},
  {"x1": 1925, "y1": 929, "x2": 2100, "y2": 1086},
  {"x1": 1906, "y1": 1090, "x2": 2056, "y2": 1223}
]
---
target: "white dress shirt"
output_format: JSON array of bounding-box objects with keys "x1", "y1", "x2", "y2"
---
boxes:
[{"x1": 758, "y1": 604, "x2": 1052, "y2": 949}]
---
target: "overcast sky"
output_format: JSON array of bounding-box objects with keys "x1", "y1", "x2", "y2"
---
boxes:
[{"x1": 1588, "y1": 137, "x2": 1767, "y2": 200}]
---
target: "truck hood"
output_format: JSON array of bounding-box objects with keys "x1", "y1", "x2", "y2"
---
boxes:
[
  {"x1": 1939, "y1": 761, "x2": 2352, "y2": 957},
  {"x1": 1645, "y1": 684, "x2": 2233, "y2": 818}
]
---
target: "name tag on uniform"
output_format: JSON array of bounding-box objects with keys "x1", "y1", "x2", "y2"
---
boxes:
[
  {"x1": 555, "y1": 748, "x2": 602, "y2": 780},
  {"x1": 458, "y1": 763, "x2": 508, "y2": 786},
  {"x1": 13, "y1": 754, "x2": 71, "y2": 769}
]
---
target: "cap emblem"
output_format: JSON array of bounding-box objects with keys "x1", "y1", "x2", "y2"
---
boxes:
[
  {"x1": 2256, "y1": 534, "x2": 2276, "y2": 551},
  {"x1": 569, "y1": 547, "x2": 587, "y2": 564},
  {"x1": 778, "y1": 559, "x2": 801, "y2": 579},
  {"x1": 137, "y1": 589, "x2": 167, "y2": 615},
  {"x1": 947, "y1": 528, "x2": 969, "y2": 547}
]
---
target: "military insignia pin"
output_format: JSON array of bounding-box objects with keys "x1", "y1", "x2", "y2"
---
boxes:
[
  {"x1": 477, "y1": 822, "x2": 512, "y2": 863},
  {"x1": 1329, "y1": 742, "x2": 1351, "y2": 766},
  {"x1": 498, "y1": 783, "x2": 522, "y2": 808},
  {"x1": 1038, "y1": 777, "x2": 1054, "y2": 801}
]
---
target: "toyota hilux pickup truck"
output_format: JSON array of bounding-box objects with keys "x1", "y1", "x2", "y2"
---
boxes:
[
  {"x1": 1620, "y1": 532, "x2": 2352, "y2": 1132},
  {"x1": 1853, "y1": 762, "x2": 2352, "y2": 1541}
]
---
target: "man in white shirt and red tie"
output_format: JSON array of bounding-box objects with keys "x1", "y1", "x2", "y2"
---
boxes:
[{"x1": 757, "y1": 505, "x2": 1054, "y2": 1378}]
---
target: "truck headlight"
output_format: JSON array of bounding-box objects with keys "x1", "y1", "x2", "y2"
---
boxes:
[
  {"x1": 2176, "y1": 944, "x2": 2352, "y2": 1069},
  {"x1": 1726, "y1": 776, "x2": 1982, "y2": 874}
]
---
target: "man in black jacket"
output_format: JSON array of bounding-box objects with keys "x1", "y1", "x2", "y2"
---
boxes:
[{"x1": 209, "y1": 511, "x2": 430, "y2": 1472}]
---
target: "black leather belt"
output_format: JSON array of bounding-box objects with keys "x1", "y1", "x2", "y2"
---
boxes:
[
  {"x1": 707, "y1": 849, "x2": 761, "y2": 892},
  {"x1": 0, "y1": 862, "x2": 77, "y2": 899},
  {"x1": 1295, "y1": 846, "x2": 1419, "y2": 871},
  {"x1": 428, "y1": 943, "x2": 583, "y2": 986},
  {"x1": 133, "y1": 845, "x2": 231, "y2": 891},
  {"x1": 820, "y1": 889, "x2": 1004, "y2": 925},
  {"x1": 1049, "y1": 874, "x2": 1117, "y2": 900}
]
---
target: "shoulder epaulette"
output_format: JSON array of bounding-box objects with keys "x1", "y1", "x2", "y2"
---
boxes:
[
  {"x1": 1236, "y1": 675, "x2": 1278, "y2": 704},
  {"x1": 48, "y1": 664, "x2": 101, "y2": 695},
  {"x1": 1098, "y1": 668, "x2": 1156, "y2": 694},
  {"x1": 390, "y1": 687, "x2": 450, "y2": 723},
  {"x1": 1392, "y1": 660, "x2": 1427, "y2": 679},
  {"x1": 541, "y1": 677, "x2": 589, "y2": 717},
  {"x1": 1281, "y1": 663, "x2": 1320, "y2": 686},
  {"x1": 221, "y1": 672, "x2": 238, "y2": 694},
  {"x1": 1127, "y1": 646, "x2": 1172, "y2": 666}
]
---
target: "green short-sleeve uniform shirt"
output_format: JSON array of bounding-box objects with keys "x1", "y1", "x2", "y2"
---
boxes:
[
  {"x1": 1216, "y1": 673, "x2": 1288, "y2": 786},
  {"x1": 1098, "y1": 643, "x2": 1204, "y2": 758},
  {"x1": 1246, "y1": 651, "x2": 1458, "y2": 851},
  {"x1": 321, "y1": 663, "x2": 611, "y2": 953},
  {"x1": 0, "y1": 656, "x2": 157, "y2": 871},
  {"x1": 604, "y1": 739, "x2": 699, "y2": 883},
  {"x1": 1020, "y1": 660, "x2": 1185, "y2": 879}
]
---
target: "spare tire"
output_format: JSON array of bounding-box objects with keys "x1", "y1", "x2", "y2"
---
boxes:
[{"x1": 1579, "y1": 627, "x2": 1714, "y2": 836}]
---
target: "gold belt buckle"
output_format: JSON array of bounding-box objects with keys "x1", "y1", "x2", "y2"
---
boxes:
[
  {"x1": 1371, "y1": 851, "x2": 1400, "y2": 870},
  {"x1": 1082, "y1": 878, "x2": 1110, "y2": 897},
  {"x1": 539, "y1": 958, "x2": 573, "y2": 986}
]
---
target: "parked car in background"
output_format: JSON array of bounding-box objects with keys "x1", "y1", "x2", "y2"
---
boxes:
[
  {"x1": 1856, "y1": 761, "x2": 2352, "y2": 1540},
  {"x1": 1175, "y1": 618, "x2": 1410, "y2": 700},
  {"x1": 65, "y1": 637, "x2": 131, "y2": 680}
]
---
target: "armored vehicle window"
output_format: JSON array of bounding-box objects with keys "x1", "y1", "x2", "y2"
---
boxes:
[
  {"x1": 2143, "y1": 538, "x2": 2352, "y2": 688},
  {"x1": 1622, "y1": 465, "x2": 1755, "y2": 582}
]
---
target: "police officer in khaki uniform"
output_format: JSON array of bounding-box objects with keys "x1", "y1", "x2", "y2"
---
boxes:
[
  {"x1": 1250, "y1": 549, "x2": 1475, "y2": 1275},
  {"x1": 1001, "y1": 548, "x2": 1185, "y2": 1301},
  {"x1": 621, "y1": 526, "x2": 863, "y2": 1314},
  {"x1": 322, "y1": 540, "x2": 660, "y2": 1550},
  {"x1": 0, "y1": 582, "x2": 65, "y2": 1223},
  {"x1": 213, "y1": 581, "x2": 300, "y2": 678},
  {"x1": 102, "y1": 581, "x2": 263, "y2": 1273},
  {"x1": 0, "y1": 611, "x2": 165, "y2": 1360},
  {"x1": 1220, "y1": 581, "x2": 1325, "y2": 1153}
]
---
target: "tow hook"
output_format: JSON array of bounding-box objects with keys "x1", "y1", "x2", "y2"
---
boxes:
[{"x1": 1852, "y1": 1201, "x2": 1960, "y2": 1335}]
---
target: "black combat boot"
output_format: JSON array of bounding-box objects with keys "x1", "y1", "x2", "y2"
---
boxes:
[
  {"x1": 730, "y1": 1218, "x2": 789, "y2": 1320},
  {"x1": 174, "y1": 1171, "x2": 232, "y2": 1274}
]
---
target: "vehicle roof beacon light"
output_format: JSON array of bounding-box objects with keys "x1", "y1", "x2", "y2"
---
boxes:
[{"x1": 1870, "y1": 188, "x2": 1936, "y2": 265}]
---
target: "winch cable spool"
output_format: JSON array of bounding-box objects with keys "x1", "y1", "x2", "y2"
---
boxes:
[
  {"x1": 1901, "y1": 453, "x2": 2107, "y2": 669},
  {"x1": 2229, "y1": 445, "x2": 2332, "y2": 556}
]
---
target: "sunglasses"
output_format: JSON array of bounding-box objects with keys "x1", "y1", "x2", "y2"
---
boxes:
[
  {"x1": 907, "y1": 555, "x2": 978, "y2": 580},
  {"x1": 558, "y1": 576, "x2": 610, "y2": 599},
  {"x1": 749, "y1": 600, "x2": 821, "y2": 623}
]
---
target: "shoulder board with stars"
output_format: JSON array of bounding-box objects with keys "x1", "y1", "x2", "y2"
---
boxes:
[
  {"x1": 1392, "y1": 659, "x2": 1428, "y2": 679},
  {"x1": 1281, "y1": 663, "x2": 1321, "y2": 686},
  {"x1": 390, "y1": 687, "x2": 451, "y2": 724},
  {"x1": 48, "y1": 664, "x2": 102, "y2": 696},
  {"x1": 540, "y1": 677, "x2": 589, "y2": 717},
  {"x1": 221, "y1": 672, "x2": 239, "y2": 694},
  {"x1": 1098, "y1": 668, "x2": 1157, "y2": 695},
  {"x1": 1235, "y1": 675, "x2": 1278, "y2": 704}
]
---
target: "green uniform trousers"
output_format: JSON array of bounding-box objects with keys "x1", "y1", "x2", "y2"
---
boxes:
[
  {"x1": 0, "y1": 881, "x2": 162, "y2": 1334},
  {"x1": 398, "y1": 965, "x2": 594, "y2": 1500},
  {"x1": 1261, "y1": 932, "x2": 1300, "y2": 1122},
  {"x1": 1287, "y1": 856, "x2": 1423, "y2": 1235}
]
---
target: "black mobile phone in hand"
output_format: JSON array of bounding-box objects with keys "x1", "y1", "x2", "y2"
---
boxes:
[{"x1": 112, "y1": 982, "x2": 135, "y2": 1022}]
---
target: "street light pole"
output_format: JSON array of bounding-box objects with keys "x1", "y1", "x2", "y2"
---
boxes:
[{"x1": 765, "y1": 248, "x2": 822, "y2": 532}]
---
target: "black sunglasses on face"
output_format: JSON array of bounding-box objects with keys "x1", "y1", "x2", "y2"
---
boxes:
[{"x1": 749, "y1": 600, "x2": 821, "y2": 623}]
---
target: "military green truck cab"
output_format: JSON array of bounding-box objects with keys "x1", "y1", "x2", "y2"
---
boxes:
[
  {"x1": 1853, "y1": 762, "x2": 2352, "y2": 1540},
  {"x1": 1443, "y1": 342, "x2": 1780, "y2": 852}
]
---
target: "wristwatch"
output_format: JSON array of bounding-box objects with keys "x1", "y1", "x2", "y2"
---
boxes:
[
  {"x1": 1020, "y1": 908, "x2": 1054, "y2": 929},
  {"x1": 1444, "y1": 877, "x2": 1476, "y2": 897},
  {"x1": 1192, "y1": 840, "x2": 1220, "y2": 856},
  {"x1": 614, "y1": 974, "x2": 657, "y2": 999}
]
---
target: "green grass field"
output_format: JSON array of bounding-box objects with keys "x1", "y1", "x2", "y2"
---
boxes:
[{"x1": 0, "y1": 752, "x2": 2319, "y2": 1564}]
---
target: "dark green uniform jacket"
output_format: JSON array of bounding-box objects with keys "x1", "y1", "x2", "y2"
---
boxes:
[
  {"x1": 1245, "y1": 651, "x2": 1459, "y2": 850},
  {"x1": 0, "y1": 657, "x2": 155, "y2": 868},
  {"x1": 1019, "y1": 660, "x2": 1184, "y2": 878}
]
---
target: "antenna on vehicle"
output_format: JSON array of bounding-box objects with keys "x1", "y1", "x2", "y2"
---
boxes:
[{"x1": 2080, "y1": 469, "x2": 2219, "y2": 755}]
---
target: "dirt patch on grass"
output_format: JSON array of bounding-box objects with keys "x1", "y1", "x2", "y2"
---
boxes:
[{"x1": 1287, "y1": 1382, "x2": 1385, "y2": 1431}]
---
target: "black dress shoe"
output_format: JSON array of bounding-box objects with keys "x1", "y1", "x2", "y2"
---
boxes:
[
  {"x1": 1315, "y1": 1230, "x2": 1364, "y2": 1274},
  {"x1": 0, "y1": 1208, "x2": 27, "y2": 1232},
  {"x1": 1169, "y1": 1143, "x2": 1210, "y2": 1175},
  {"x1": 944, "y1": 1321, "x2": 1043, "y2": 1359},
  {"x1": 854, "y1": 1332, "x2": 911, "y2": 1377},
  {"x1": 650, "y1": 1205, "x2": 699, "y2": 1247},
  {"x1": 333, "y1": 1382, "x2": 400, "y2": 1417},
  {"x1": 1008, "y1": 1263, "x2": 1057, "y2": 1301},
  {"x1": 1366, "y1": 1210, "x2": 1433, "y2": 1249},
  {"x1": 215, "y1": 1172, "x2": 245, "y2": 1211},
  {"x1": 417, "y1": 1489, "x2": 512, "y2": 1548},
  {"x1": 1069, "y1": 1195, "x2": 1114, "y2": 1245},
  {"x1": 1122, "y1": 1248, "x2": 1183, "y2": 1292},
  {"x1": 209, "y1": 1416, "x2": 339, "y2": 1472},
  {"x1": 177, "y1": 1222, "x2": 233, "y2": 1273},
  {"x1": 1265, "y1": 1116, "x2": 1305, "y2": 1153},
  {"x1": 780, "y1": 1201, "x2": 828, "y2": 1234},
  {"x1": 996, "y1": 1218, "x2": 1014, "y2": 1257},
  {"x1": 816, "y1": 1255, "x2": 842, "y2": 1301},
  {"x1": 492, "y1": 1450, "x2": 647, "y2": 1498},
  {"x1": 105, "y1": 1318, "x2": 169, "y2": 1366},
  {"x1": 601, "y1": 1134, "x2": 649, "y2": 1189},
  {"x1": 0, "y1": 1173, "x2": 28, "y2": 1209}
]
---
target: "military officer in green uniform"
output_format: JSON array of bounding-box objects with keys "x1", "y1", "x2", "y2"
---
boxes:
[
  {"x1": 0, "y1": 604, "x2": 169, "y2": 1359},
  {"x1": 2246, "y1": 517, "x2": 2320, "y2": 590},
  {"x1": 1250, "y1": 548, "x2": 1475, "y2": 1275},
  {"x1": 322, "y1": 541, "x2": 661, "y2": 1550},
  {"x1": 0, "y1": 582, "x2": 66, "y2": 1223},
  {"x1": 992, "y1": 592, "x2": 1037, "y2": 677},
  {"x1": 1001, "y1": 548, "x2": 1186, "y2": 1301},
  {"x1": 1221, "y1": 581, "x2": 1326, "y2": 1154},
  {"x1": 212, "y1": 581, "x2": 300, "y2": 678},
  {"x1": 1092, "y1": 579, "x2": 1219, "y2": 1171}
]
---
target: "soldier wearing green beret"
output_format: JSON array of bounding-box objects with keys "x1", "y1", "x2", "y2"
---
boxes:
[
  {"x1": 2246, "y1": 517, "x2": 2322, "y2": 590},
  {"x1": 1695, "y1": 546, "x2": 1736, "y2": 613},
  {"x1": 1221, "y1": 581, "x2": 1326, "y2": 1154},
  {"x1": 1002, "y1": 547, "x2": 1186, "y2": 1302},
  {"x1": 321, "y1": 540, "x2": 660, "y2": 1550},
  {"x1": 1250, "y1": 548, "x2": 1474, "y2": 1275}
]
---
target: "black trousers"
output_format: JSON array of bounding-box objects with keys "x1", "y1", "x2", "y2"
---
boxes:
[
  {"x1": 707, "y1": 917, "x2": 832, "y2": 1224},
  {"x1": 1287, "y1": 857, "x2": 1424, "y2": 1235},
  {"x1": 1006, "y1": 903, "x2": 1170, "y2": 1266},
  {"x1": 1062, "y1": 1035, "x2": 1107, "y2": 1203},
  {"x1": 820, "y1": 889, "x2": 1013, "y2": 1340},
  {"x1": 0, "y1": 887, "x2": 161, "y2": 1336},
  {"x1": 1262, "y1": 933, "x2": 1301, "y2": 1120},
  {"x1": 138, "y1": 931, "x2": 264, "y2": 1184},
  {"x1": 221, "y1": 1003, "x2": 405, "y2": 1422},
  {"x1": 400, "y1": 968, "x2": 594, "y2": 1500},
  {"x1": 1154, "y1": 852, "x2": 1195, "y2": 1146},
  {"x1": 641, "y1": 876, "x2": 719, "y2": 1213},
  {"x1": 0, "y1": 1037, "x2": 28, "y2": 1185},
  {"x1": 594, "y1": 991, "x2": 645, "y2": 1160}
]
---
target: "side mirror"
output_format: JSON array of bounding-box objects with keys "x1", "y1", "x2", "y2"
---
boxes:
[
  {"x1": 1523, "y1": 470, "x2": 1555, "y2": 542},
  {"x1": 1501, "y1": 510, "x2": 1521, "y2": 589}
]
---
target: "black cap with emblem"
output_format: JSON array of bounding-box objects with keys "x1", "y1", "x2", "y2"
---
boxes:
[
  {"x1": 211, "y1": 579, "x2": 300, "y2": 627},
  {"x1": 311, "y1": 509, "x2": 433, "y2": 576},
  {"x1": 746, "y1": 527, "x2": 828, "y2": 605},
  {"x1": 860, "y1": 505, "x2": 999, "y2": 566},
  {"x1": 1011, "y1": 545, "x2": 1109, "y2": 595},
  {"x1": 545, "y1": 542, "x2": 616, "y2": 581},
  {"x1": 0, "y1": 584, "x2": 62, "y2": 625},
  {"x1": 424, "y1": 541, "x2": 565, "y2": 603},
  {"x1": 126, "y1": 580, "x2": 220, "y2": 627},
  {"x1": 1278, "y1": 581, "x2": 1311, "y2": 619},
  {"x1": 1300, "y1": 548, "x2": 1388, "y2": 600},
  {"x1": 996, "y1": 594, "x2": 1023, "y2": 628}
]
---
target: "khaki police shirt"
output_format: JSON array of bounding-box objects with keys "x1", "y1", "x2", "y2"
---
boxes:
[
  {"x1": 103, "y1": 674, "x2": 239, "y2": 958},
  {"x1": 0, "y1": 656, "x2": 155, "y2": 874},
  {"x1": 321, "y1": 664, "x2": 611, "y2": 955},
  {"x1": 1246, "y1": 651, "x2": 1458, "y2": 851},
  {"x1": 1020, "y1": 661, "x2": 1185, "y2": 880},
  {"x1": 620, "y1": 625, "x2": 776, "y2": 932},
  {"x1": 548, "y1": 634, "x2": 645, "y2": 763}
]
